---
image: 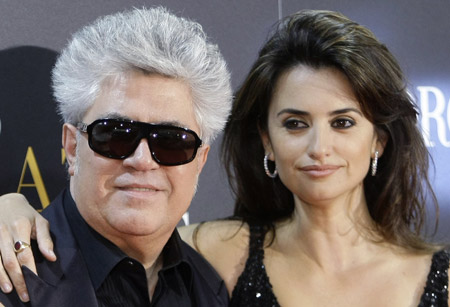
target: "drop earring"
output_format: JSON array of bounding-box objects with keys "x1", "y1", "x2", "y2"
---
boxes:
[{"x1": 371, "y1": 151, "x2": 379, "y2": 176}]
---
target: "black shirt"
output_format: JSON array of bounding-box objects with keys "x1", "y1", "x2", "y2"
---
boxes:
[{"x1": 63, "y1": 191, "x2": 229, "y2": 306}]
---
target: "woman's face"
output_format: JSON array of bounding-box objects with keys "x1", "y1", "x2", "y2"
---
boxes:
[{"x1": 262, "y1": 65, "x2": 384, "y2": 206}]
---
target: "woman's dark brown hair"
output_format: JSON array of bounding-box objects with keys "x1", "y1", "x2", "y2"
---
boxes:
[{"x1": 222, "y1": 10, "x2": 438, "y2": 250}]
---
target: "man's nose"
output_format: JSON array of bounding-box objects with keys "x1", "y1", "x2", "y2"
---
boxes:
[{"x1": 122, "y1": 138, "x2": 160, "y2": 170}]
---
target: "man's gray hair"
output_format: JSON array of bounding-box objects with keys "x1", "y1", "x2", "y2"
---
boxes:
[{"x1": 53, "y1": 6, "x2": 232, "y2": 144}]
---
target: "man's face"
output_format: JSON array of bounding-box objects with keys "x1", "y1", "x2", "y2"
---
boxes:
[{"x1": 64, "y1": 72, "x2": 209, "y2": 245}]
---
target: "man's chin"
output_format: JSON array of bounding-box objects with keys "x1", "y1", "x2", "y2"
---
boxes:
[{"x1": 109, "y1": 215, "x2": 176, "y2": 237}]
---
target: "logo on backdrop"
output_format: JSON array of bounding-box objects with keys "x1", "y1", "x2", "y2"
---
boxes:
[
  {"x1": 417, "y1": 86, "x2": 450, "y2": 148},
  {"x1": 0, "y1": 46, "x2": 66, "y2": 211}
]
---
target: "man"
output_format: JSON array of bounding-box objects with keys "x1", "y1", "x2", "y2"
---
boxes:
[{"x1": 0, "y1": 6, "x2": 231, "y2": 306}]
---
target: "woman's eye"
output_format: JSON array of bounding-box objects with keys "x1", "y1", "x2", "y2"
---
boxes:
[
  {"x1": 284, "y1": 119, "x2": 308, "y2": 130},
  {"x1": 332, "y1": 118, "x2": 355, "y2": 129}
]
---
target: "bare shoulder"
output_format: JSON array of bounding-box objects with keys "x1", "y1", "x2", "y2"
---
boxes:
[
  {"x1": 178, "y1": 220, "x2": 249, "y2": 249},
  {"x1": 390, "y1": 249, "x2": 446, "y2": 306},
  {"x1": 179, "y1": 220, "x2": 250, "y2": 295},
  {"x1": 178, "y1": 223, "x2": 199, "y2": 248}
]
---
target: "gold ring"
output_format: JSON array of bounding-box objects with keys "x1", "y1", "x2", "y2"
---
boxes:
[{"x1": 14, "y1": 240, "x2": 31, "y2": 254}]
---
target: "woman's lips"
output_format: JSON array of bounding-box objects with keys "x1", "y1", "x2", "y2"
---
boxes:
[
  {"x1": 300, "y1": 165, "x2": 340, "y2": 177},
  {"x1": 118, "y1": 186, "x2": 157, "y2": 192}
]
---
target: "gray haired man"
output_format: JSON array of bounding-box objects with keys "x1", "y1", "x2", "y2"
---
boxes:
[{"x1": 0, "y1": 6, "x2": 231, "y2": 306}]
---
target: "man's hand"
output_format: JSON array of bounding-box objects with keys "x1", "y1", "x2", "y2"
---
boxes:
[{"x1": 0, "y1": 193, "x2": 55, "y2": 302}]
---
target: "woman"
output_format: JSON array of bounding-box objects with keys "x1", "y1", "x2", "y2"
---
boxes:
[{"x1": 0, "y1": 10, "x2": 448, "y2": 306}]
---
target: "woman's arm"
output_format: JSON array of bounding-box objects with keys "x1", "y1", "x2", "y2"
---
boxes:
[{"x1": 0, "y1": 193, "x2": 55, "y2": 302}]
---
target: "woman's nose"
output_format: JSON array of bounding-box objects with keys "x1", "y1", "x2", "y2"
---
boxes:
[{"x1": 307, "y1": 126, "x2": 331, "y2": 160}]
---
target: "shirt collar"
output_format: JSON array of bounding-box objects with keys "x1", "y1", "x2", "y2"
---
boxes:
[
  {"x1": 62, "y1": 190, "x2": 193, "y2": 290},
  {"x1": 160, "y1": 228, "x2": 193, "y2": 287}
]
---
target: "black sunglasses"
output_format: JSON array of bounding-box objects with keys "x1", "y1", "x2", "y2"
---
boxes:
[{"x1": 76, "y1": 118, "x2": 203, "y2": 166}]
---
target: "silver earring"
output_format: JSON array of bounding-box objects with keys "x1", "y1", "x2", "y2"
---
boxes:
[
  {"x1": 371, "y1": 151, "x2": 379, "y2": 176},
  {"x1": 264, "y1": 153, "x2": 278, "y2": 178}
]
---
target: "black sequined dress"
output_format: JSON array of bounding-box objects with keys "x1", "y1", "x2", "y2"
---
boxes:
[{"x1": 230, "y1": 224, "x2": 449, "y2": 307}]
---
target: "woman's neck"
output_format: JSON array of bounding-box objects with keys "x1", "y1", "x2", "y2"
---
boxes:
[{"x1": 272, "y1": 189, "x2": 386, "y2": 272}]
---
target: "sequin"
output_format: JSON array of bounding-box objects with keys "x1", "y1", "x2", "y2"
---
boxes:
[
  {"x1": 418, "y1": 250, "x2": 450, "y2": 306},
  {"x1": 230, "y1": 224, "x2": 279, "y2": 307},
  {"x1": 230, "y1": 224, "x2": 449, "y2": 307}
]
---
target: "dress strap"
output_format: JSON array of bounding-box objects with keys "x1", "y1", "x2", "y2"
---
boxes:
[
  {"x1": 418, "y1": 249, "x2": 449, "y2": 306},
  {"x1": 229, "y1": 223, "x2": 280, "y2": 307}
]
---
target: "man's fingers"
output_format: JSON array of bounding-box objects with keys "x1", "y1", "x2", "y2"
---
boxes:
[{"x1": 35, "y1": 217, "x2": 56, "y2": 262}]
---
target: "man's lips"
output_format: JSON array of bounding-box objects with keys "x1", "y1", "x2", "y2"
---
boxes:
[{"x1": 116, "y1": 184, "x2": 161, "y2": 192}]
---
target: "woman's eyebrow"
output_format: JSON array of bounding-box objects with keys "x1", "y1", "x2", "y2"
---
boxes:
[
  {"x1": 276, "y1": 107, "x2": 362, "y2": 117},
  {"x1": 329, "y1": 108, "x2": 362, "y2": 116}
]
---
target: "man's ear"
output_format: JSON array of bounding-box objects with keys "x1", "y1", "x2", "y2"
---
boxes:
[
  {"x1": 62, "y1": 123, "x2": 78, "y2": 176},
  {"x1": 196, "y1": 145, "x2": 210, "y2": 174}
]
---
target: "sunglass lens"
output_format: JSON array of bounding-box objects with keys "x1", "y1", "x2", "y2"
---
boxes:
[
  {"x1": 150, "y1": 128, "x2": 197, "y2": 165},
  {"x1": 90, "y1": 121, "x2": 140, "y2": 158}
]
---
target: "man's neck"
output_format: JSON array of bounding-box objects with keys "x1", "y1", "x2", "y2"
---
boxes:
[{"x1": 103, "y1": 227, "x2": 174, "y2": 269}]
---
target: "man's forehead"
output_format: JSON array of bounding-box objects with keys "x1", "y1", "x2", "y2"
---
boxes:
[
  {"x1": 82, "y1": 72, "x2": 199, "y2": 131},
  {"x1": 92, "y1": 112, "x2": 188, "y2": 128}
]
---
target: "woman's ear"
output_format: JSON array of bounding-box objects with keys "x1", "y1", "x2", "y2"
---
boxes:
[
  {"x1": 373, "y1": 129, "x2": 388, "y2": 157},
  {"x1": 259, "y1": 128, "x2": 274, "y2": 160},
  {"x1": 62, "y1": 123, "x2": 78, "y2": 176}
]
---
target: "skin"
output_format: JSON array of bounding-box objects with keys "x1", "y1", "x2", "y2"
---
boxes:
[
  {"x1": 68, "y1": 71, "x2": 209, "y2": 264},
  {"x1": 0, "y1": 66, "x2": 448, "y2": 306},
  {"x1": 263, "y1": 65, "x2": 381, "y2": 207},
  {"x1": 186, "y1": 66, "x2": 443, "y2": 306},
  {"x1": 0, "y1": 71, "x2": 210, "y2": 302}
]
